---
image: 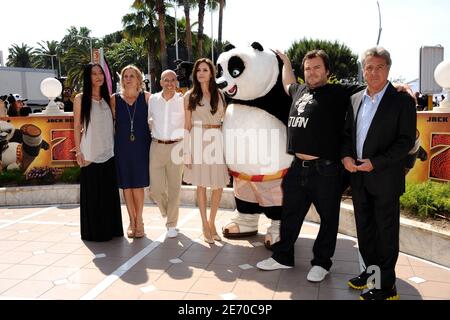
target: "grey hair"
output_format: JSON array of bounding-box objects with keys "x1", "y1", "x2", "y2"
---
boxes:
[{"x1": 361, "y1": 46, "x2": 392, "y2": 69}]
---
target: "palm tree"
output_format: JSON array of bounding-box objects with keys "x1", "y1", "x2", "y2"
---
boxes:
[
  {"x1": 124, "y1": 1, "x2": 159, "y2": 92},
  {"x1": 197, "y1": 0, "x2": 206, "y2": 58},
  {"x1": 32, "y1": 40, "x2": 60, "y2": 74},
  {"x1": 6, "y1": 43, "x2": 35, "y2": 68},
  {"x1": 59, "y1": 26, "x2": 94, "y2": 78},
  {"x1": 105, "y1": 38, "x2": 147, "y2": 73},
  {"x1": 64, "y1": 46, "x2": 90, "y2": 90},
  {"x1": 181, "y1": 0, "x2": 195, "y2": 61},
  {"x1": 102, "y1": 31, "x2": 124, "y2": 49},
  {"x1": 217, "y1": 0, "x2": 226, "y2": 52},
  {"x1": 60, "y1": 26, "x2": 92, "y2": 57},
  {"x1": 155, "y1": 0, "x2": 168, "y2": 69}
]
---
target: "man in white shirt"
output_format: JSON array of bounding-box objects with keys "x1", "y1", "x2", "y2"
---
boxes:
[{"x1": 148, "y1": 70, "x2": 185, "y2": 238}]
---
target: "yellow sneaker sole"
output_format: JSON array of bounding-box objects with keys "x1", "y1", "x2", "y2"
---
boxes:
[{"x1": 348, "y1": 281, "x2": 367, "y2": 290}]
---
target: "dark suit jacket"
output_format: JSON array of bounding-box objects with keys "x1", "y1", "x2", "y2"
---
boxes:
[{"x1": 341, "y1": 83, "x2": 416, "y2": 196}]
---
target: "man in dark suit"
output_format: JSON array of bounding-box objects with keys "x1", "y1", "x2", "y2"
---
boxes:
[{"x1": 341, "y1": 47, "x2": 416, "y2": 300}]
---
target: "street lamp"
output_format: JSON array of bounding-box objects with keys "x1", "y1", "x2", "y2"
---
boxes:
[
  {"x1": 37, "y1": 53, "x2": 59, "y2": 76},
  {"x1": 211, "y1": 9, "x2": 214, "y2": 62},
  {"x1": 75, "y1": 35, "x2": 95, "y2": 63},
  {"x1": 376, "y1": 1, "x2": 382, "y2": 46},
  {"x1": 174, "y1": 6, "x2": 179, "y2": 61},
  {"x1": 434, "y1": 59, "x2": 450, "y2": 112}
]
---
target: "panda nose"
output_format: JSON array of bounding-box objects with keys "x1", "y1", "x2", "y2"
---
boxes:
[{"x1": 216, "y1": 80, "x2": 228, "y2": 90}]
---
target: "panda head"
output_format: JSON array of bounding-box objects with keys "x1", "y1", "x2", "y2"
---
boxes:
[
  {"x1": 0, "y1": 120, "x2": 15, "y2": 144},
  {"x1": 216, "y1": 42, "x2": 279, "y2": 101}
]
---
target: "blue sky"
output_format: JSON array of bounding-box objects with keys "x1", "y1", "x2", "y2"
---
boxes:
[{"x1": 1, "y1": 0, "x2": 449, "y2": 82}]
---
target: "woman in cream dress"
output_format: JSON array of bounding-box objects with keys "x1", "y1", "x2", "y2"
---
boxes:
[{"x1": 184, "y1": 58, "x2": 230, "y2": 244}]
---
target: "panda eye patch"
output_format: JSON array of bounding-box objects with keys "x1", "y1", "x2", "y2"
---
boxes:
[
  {"x1": 228, "y1": 56, "x2": 245, "y2": 78},
  {"x1": 217, "y1": 65, "x2": 223, "y2": 77}
]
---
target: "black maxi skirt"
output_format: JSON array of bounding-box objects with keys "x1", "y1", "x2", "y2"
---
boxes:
[{"x1": 80, "y1": 157, "x2": 123, "y2": 241}]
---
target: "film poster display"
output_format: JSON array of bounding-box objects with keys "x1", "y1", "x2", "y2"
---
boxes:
[
  {"x1": 407, "y1": 111, "x2": 450, "y2": 183},
  {"x1": 0, "y1": 116, "x2": 76, "y2": 175}
]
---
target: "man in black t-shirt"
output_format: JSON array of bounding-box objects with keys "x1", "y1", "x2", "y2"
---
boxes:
[{"x1": 257, "y1": 49, "x2": 362, "y2": 283}]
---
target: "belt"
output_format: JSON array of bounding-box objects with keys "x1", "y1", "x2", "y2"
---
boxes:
[
  {"x1": 152, "y1": 138, "x2": 182, "y2": 144},
  {"x1": 193, "y1": 124, "x2": 222, "y2": 129},
  {"x1": 296, "y1": 158, "x2": 336, "y2": 168}
]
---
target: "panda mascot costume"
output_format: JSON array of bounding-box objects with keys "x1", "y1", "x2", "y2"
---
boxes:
[{"x1": 216, "y1": 42, "x2": 292, "y2": 248}]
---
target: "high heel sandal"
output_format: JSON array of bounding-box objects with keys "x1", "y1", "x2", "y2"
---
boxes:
[
  {"x1": 212, "y1": 233, "x2": 222, "y2": 241},
  {"x1": 134, "y1": 220, "x2": 146, "y2": 238},
  {"x1": 210, "y1": 225, "x2": 222, "y2": 241},
  {"x1": 127, "y1": 222, "x2": 135, "y2": 238},
  {"x1": 202, "y1": 227, "x2": 214, "y2": 244}
]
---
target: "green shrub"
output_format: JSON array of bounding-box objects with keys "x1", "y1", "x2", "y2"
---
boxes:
[
  {"x1": 400, "y1": 181, "x2": 450, "y2": 220},
  {"x1": 0, "y1": 169, "x2": 27, "y2": 186},
  {"x1": 59, "y1": 167, "x2": 81, "y2": 184}
]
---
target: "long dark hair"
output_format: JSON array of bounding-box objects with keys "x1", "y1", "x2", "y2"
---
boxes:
[
  {"x1": 81, "y1": 63, "x2": 111, "y2": 130},
  {"x1": 188, "y1": 58, "x2": 223, "y2": 115}
]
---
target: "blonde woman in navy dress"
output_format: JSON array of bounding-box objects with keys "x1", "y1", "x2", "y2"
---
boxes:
[
  {"x1": 73, "y1": 63, "x2": 123, "y2": 242},
  {"x1": 111, "y1": 65, "x2": 151, "y2": 239}
]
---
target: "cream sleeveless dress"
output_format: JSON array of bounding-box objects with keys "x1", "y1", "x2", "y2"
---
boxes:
[{"x1": 183, "y1": 96, "x2": 230, "y2": 188}]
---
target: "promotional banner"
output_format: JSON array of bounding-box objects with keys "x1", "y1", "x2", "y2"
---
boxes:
[
  {"x1": 407, "y1": 111, "x2": 450, "y2": 183},
  {"x1": 0, "y1": 116, "x2": 76, "y2": 174}
]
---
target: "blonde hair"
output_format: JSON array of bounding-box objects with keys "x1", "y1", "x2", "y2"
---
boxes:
[{"x1": 120, "y1": 65, "x2": 144, "y2": 93}]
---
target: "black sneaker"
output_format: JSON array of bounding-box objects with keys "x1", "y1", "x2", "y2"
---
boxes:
[
  {"x1": 359, "y1": 286, "x2": 400, "y2": 300},
  {"x1": 348, "y1": 271, "x2": 373, "y2": 290}
]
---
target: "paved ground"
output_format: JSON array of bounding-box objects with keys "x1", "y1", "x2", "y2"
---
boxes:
[{"x1": 0, "y1": 205, "x2": 448, "y2": 300}]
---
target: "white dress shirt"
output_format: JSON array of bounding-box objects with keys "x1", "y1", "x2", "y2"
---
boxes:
[
  {"x1": 356, "y1": 82, "x2": 389, "y2": 159},
  {"x1": 148, "y1": 92, "x2": 185, "y2": 141}
]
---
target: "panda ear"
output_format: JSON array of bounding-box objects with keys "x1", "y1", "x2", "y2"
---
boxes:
[
  {"x1": 224, "y1": 44, "x2": 235, "y2": 52},
  {"x1": 251, "y1": 42, "x2": 264, "y2": 52}
]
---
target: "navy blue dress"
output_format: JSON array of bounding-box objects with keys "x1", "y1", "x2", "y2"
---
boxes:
[{"x1": 114, "y1": 92, "x2": 151, "y2": 189}]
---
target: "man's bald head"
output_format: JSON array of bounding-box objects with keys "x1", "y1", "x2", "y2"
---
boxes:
[
  {"x1": 161, "y1": 69, "x2": 177, "y2": 81},
  {"x1": 160, "y1": 69, "x2": 178, "y2": 97}
]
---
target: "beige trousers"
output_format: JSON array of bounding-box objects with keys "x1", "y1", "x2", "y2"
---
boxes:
[{"x1": 149, "y1": 141, "x2": 183, "y2": 228}]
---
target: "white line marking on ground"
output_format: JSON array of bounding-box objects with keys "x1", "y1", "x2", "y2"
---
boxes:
[
  {"x1": 0, "y1": 207, "x2": 56, "y2": 230},
  {"x1": 80, "y1": 210, "x2": 197, "y2": 300},
  {"x1": 408, "y1": 276, "x2": 427, "y2": 284}
]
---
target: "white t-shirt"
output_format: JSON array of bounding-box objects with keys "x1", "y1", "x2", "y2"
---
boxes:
[{"x1": 80, "y1": 99, "x2": 114, "y2": 163}]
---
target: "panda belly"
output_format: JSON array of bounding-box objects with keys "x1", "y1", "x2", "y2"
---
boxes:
[
  {"x1": 1, "y1": 142, "x2": 21, "y2": 170},
  {"x1": 222, "y1": 103, "x2": 293, "y2": 176}
]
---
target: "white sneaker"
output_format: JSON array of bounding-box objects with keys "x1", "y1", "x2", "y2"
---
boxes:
[
  {"x1": 307, "y1": 265, "x2": 329, "y2": 282},
  {"x1": 256, "y1": 257, "x2": 293, "y2": 271},
  {"x1": 167, "y1": 227, "x2": 178, "y2": 238}
]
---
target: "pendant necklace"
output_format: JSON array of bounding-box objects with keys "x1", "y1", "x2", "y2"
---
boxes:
[{"x1": 125, "y1": 96, "x2": 138, "y2": 142}]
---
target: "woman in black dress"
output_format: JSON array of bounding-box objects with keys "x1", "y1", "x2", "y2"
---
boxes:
[{"x1": 73, "y1": 63, "x2": 123, "y2": 242}]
